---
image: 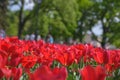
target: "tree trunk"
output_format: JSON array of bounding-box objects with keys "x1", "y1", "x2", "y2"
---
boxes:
[
  {"x1": 18, "y1": 23, "x2": 23, "y2": 39},
  {"x1": 101, "y1": 33, "x2": 106, "y2": 48},
  {"x1": 77, "y1": 11, "x2": 87, "y2": 43},
  {"x1": 18, "y1": 0, "x2": 24, "y2": 39},
  {"x1": 79, "y1": 22, "x2": 83, "y2": 42},
  {"x1": 101, "y1": 21, "x2": 107, "y2": 48}
]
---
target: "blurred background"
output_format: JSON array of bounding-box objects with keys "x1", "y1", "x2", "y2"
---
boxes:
[{"x1": 0, "y1": 0, "x2": 120, "y2": 48}]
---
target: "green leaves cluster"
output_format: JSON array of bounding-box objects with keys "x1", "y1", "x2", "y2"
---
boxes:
[
  {"x1": 0, "y1": 0, "x2": 8, "y2": 29},
  {"x1": 29, "y1": 0, "x2": 80, "y2": 40}
]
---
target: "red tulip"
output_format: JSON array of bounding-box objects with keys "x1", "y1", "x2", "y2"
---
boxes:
[
  {"x1": 29, "y1": 66, "x2": 68, "y2": 80},
  {"x1": 52, "y1": 67, "x2": 68, "y2": 80},
  {"x1": 79, "y1": 65, "x2": 106, "y2": 80},
  {"x1": 56, "y1": 52, "x2": 75, "y2": 66},
  {"x1": 80, "y1": 65, "x2": 97, "y2": 80},
  {"x1": 21, "y1": 55, "x2": 37, "y2": 68},
  {"x1": 95, "y1": 65, "x2": 106, "y2": 80},
  {"x1": 11, "y1": 68, "x2": 22, "y2": 80},
  {"x1": 1, "y1": 67, "x2": 12, "y2": 79},
  {"x1": 91, "y1": 48, "x2": 109, "y2": 64}
]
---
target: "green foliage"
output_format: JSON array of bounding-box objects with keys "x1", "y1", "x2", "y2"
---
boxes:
[
  {"x1": 78, "y1": 0, "x2": 93, "y2": 10},
  {"x1": 6, "y1": 12, "x2": 18, "y2": 36},
  {"x1": 92, "y1": 0, "x2": 120, "y2": 47},
  {"x1": 0, "y1": 0, "x2": 8, "y2": 30},
  {"x1": 75, "y1": 0, "x2": 94, "y2": 42},
  {"x1": 28, "y1": 0, "x2": 80, "y2": 40}
]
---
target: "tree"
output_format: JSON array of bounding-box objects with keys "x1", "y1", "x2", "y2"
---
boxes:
[
  {"x1": 9, "y1": 0, "x2": 34, "y2": 39},
  {"x1": 76, "y1": 0, "x2": 93, "y2": 42},
  {"x1": 91, "y1": 0, "x2": 120, "y2": 48},
  {"x1": 28, "y1": 0, "x2": 80, "y2": 41},
  {"x1": 0, "y1": 0, "x2": 8, "y2": 30}
]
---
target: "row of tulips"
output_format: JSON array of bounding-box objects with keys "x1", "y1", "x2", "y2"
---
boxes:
[{"x1": 0, "y1": 37, "x2": 120, "y2": 80}]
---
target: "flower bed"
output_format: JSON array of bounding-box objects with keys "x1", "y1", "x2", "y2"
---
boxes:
[{"x1": 0, "y1": 37, "x2": 120, "y2": 80}]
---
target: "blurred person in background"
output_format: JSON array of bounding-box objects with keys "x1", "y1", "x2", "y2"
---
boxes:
[
  {"x1": 46, "y1": 33, "x2": 54, "y2": 43},
  {"x1": 25, "y1": 34, "x2": 30, "y2": 40},
  {"x1": 30, "y1": 32, "x2": 35, "y2": 41},
  {"x1": 0, "y1": 29, "x2": 6, "y2": 39},
  {"x1": 37, "y1": 34, "x2": 41, "y2": 41}
]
